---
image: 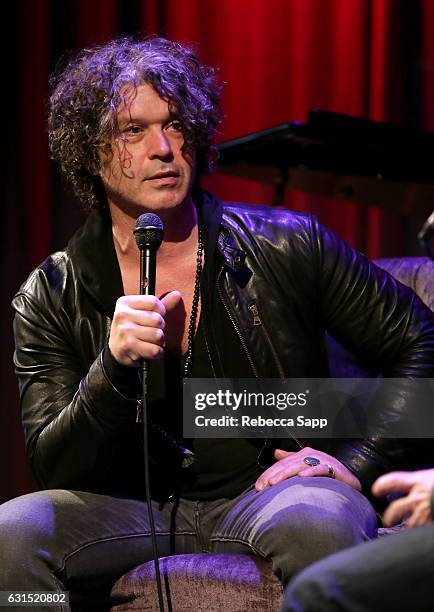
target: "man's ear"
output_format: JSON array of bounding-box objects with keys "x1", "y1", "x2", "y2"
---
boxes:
[
  {"x1": 97, "y1": 143, "x2": 114, "y2": 165},
  {"x1": 87, "y1": 143, "x2": 113, "y2": 175},
  {"x1": 86, "y1": 161, "x2": 100, "y2": 176}
]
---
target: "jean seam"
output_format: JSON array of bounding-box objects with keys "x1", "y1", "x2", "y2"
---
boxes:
[
  {"x1": 57, "y1": 530, "x2": 196, "y2": 572},
  {"x1": 209, "y1": 536, "x2": 267, "y2": 559},
  {"x1": 49, "y1": 571, "x2": 69, "y2": 612}
]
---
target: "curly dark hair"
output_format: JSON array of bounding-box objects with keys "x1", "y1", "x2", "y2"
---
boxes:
[{"x1": 48, "y1": 36, "x2": 223, "y2": 210}]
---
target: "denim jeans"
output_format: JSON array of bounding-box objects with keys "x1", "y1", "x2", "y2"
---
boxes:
[
  {"x1": 282, "y1": 521, "x2": 434, "y2": 612},
  {"x1": 0, "y1": 477, "x2": 377, "y2": 610}
]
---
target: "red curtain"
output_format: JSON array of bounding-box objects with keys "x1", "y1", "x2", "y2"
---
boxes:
[{"x1": 2, "y1": 0, "x2": 433, "y2": 502}]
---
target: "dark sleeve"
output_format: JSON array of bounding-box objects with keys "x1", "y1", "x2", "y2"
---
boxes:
[
  {"x1": 309, "y1": 216, "x2": 434, "y2": 492},
  {"x1": 12, "y1": 287, "x2": 140, "y2": 490}
]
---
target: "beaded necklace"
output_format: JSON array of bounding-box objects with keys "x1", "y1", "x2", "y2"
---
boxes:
[{"x1": 183, "y1": 223, "x2": 203, "y2": 378}]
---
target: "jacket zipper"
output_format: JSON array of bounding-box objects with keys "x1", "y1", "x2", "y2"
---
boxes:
[
  {"x1": 248, "y1": 302, "x2": 304, "y2": 449},
  {"x1": 217, "y1": 266, "x2": 303, "y2": 451},
  {"x1": 248, "y1": 303, "x2": 286, "y2": 379},
  {"x1": 217, "y1": 266, "x2": 259, "y2": 378}
]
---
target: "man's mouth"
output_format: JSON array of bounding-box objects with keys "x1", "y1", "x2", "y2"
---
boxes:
[{"x1": 146, "y1": 170, "x2": 180, "y2": 181}]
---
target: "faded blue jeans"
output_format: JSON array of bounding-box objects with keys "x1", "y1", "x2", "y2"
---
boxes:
[{"x1": 0, "y1": 477, "x2": 377, "y2": 610}]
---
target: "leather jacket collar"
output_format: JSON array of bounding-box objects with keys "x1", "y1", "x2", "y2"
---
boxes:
[
  {"x1": 67, "y1": 207, "x2": 123, "y2": 317},
  {"x1": 66, "y1": 191, "x2": 245, "y2": 317}
]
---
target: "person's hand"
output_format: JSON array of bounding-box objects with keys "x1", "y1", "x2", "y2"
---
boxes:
[
  {"x1": 372, "y1": 469, "x2": 434, "y2": 527},
  {"x1": 108, "y1": 291, "x2": 182, "y2": 366},
  {"x1": 255, "y1": 446, "x2": 361, "y2": 492}
]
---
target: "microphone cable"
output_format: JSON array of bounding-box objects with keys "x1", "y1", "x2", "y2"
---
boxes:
[
  {"x1": 139, "y1": 363, "x2": 165, "y2": 612},
  {"x1": 134, "y1": 213, "x2": 166, "y2": 612}
]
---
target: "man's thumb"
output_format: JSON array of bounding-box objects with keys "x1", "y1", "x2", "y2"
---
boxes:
[
  {"x1": 274, "y1": 448, "x2": 293, "y2": 460},
  {"x1": 161, "y1": 290, "x2": 182, "y2": 313}
]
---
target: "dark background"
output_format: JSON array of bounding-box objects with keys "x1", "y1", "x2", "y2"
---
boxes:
[{"x1": 2, "y1": 0, "x2": 434, "y2": 503}]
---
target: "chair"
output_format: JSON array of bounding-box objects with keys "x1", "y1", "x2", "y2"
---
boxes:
[{"x1": 110, "y1": 257, "x2": 434, "y2": 612}]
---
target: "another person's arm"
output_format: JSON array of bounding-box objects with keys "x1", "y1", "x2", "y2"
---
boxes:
[{"x1": 372, "y1": 468, "x2": 434, "y2": 527}]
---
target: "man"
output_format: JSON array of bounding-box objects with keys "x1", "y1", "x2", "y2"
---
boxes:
[
  {"x1": 282, "y1": 468, "x2": 434, "y2": 611},
  {"x1": 1, "y1": 36, "x2": 434, "y2": 607}
]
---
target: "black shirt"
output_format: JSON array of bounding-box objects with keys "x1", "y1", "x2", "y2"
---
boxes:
[
  {"x1": 181, "y1": 315, "x2": 263, "y2": 500},
  {"x1": 146, "y1": 257, "x2": 264, "y2": 500},
  {"x1": 103, "y1": 199, "x2": 265, "y2": 500}
]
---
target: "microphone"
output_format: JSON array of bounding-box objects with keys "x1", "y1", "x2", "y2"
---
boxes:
[
  {"x1": 133, "y1": 213, "x2": 164, "y2": 296},
  {"x1": 133, "y1": 213, "x2": 166, "y2": 612},
  {"x1": 133, "y1": 212, "x2": 194, "y2": 469}
]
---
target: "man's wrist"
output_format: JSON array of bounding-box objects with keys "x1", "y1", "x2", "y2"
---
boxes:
[{"x1": 102, "y1": 344, "x2": 140, "y2": 399}]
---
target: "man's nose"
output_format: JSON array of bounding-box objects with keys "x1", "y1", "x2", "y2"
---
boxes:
[{"x1": 147, "y1": 129, "x2": 172, "y2": 160}]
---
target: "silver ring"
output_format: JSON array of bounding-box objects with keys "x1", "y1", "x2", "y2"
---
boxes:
[
  {"x1": 303, "y1": 456, "x2": 321, "y2": 467},
  {"x1": 327, "y1": 464, "x2": 336, "y2": 478}
]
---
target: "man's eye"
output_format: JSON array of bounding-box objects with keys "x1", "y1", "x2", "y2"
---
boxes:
[
  {"x1": 167, "y1": 121, "x2": 183, "y2": 132},
  {"x1": 125, "y1": 126, "x2": 142, "y2": 135}
]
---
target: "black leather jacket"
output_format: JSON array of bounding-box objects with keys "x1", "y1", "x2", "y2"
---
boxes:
[{"x1": 12, "y1": 192, "x2": 434, "y2": 498}]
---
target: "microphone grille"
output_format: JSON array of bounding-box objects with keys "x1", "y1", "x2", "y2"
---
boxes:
[{"x1": 134, "y1": 213, "x2": 164, "y2": 250}]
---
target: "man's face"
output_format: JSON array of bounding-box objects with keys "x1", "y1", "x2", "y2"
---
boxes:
[{"x1": 99, "y1": 83, "x2": 195, "y2": 216}]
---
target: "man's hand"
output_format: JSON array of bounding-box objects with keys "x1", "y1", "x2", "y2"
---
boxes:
[
  {"x1": 255, "y1": 446, "x2": 361, "y2": 492},
  {"x1": 108, "y1": 291, "x2": 182, "y2": 366},
  {"x1": 372, "y1": 469, "x2": 434, "y2": 527}
]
